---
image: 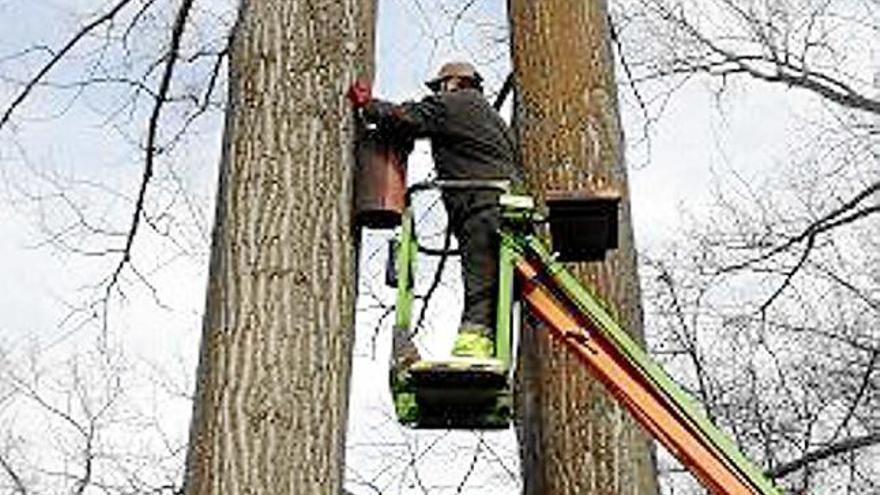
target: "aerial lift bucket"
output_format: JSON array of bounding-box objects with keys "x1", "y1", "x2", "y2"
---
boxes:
[
  {"x1": 389, "y1": 180, "x2": 517, "y2": 429},
  {"x1": 353, "y1": 125, "x2": 410, "y2": 229},
  {"x1": 405, "y1": 358, "x2": 512, "y2": 429},
  {"x1": 366, "y1": 170, "x2": 783, "y2": 492}
]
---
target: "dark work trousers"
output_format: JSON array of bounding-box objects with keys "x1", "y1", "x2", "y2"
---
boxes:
[{"x1": 443, "y1": 189, "x2": 501, "y2": 338}]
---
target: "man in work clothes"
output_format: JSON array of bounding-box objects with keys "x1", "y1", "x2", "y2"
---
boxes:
[{"x1": 348, "y1": 62, "x2": 522, "y2": 359}]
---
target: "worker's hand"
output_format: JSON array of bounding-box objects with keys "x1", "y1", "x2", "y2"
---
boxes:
[{"x1": 347, "y1": 78, "x2": 372, "y2": 108}]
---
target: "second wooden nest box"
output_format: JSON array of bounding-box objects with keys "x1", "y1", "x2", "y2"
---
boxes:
[{"x1": 545, "y1": 189, "x2": 620, "y2": 262}]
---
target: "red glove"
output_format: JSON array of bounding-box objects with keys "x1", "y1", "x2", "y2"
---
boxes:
[{"x1": 347, "y1": 78, "x2": 372, "y2": 108}]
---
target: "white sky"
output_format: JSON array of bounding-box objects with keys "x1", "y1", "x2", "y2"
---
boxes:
[{"x1": 0, "y1": 0, "x2": 840, "y2": 493}]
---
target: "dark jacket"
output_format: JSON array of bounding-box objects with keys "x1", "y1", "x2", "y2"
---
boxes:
[{"x1": 364, "y1": 88, "x2": 521, "y2": 183}]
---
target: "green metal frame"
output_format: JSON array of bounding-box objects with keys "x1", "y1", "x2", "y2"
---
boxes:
[
  {"x1": 389, "y1": 208, "x2": 418, "y2": 424},
  {"x1": 494, "y1": 236, "x2": 516, "y2": 369},
  {"x1": 393, "y1": 195, "x2": 520, "y2": 368},
  {"x1": 390, "y1": 189, "x2": 519, "y2": 428},
  {"x1": 394, "y1": 208, "x2": 416, "y2": 334}
]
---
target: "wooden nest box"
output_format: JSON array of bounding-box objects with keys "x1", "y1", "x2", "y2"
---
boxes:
[
  {"x1": 354, "y1": 127, "x2": 410, "y2": 229},
  {"x1": 545, "y1": 189, "x2": 620, "y2": 262}
]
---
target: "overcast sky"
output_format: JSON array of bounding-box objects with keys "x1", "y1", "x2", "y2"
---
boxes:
[{"x1": 0, "y1": 0, "x2": 824, "y2": 493}]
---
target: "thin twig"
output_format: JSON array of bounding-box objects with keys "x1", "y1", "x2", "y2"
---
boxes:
[
  {"x1": 723, "y1": 180, "x2": 880, "y2": 272},
  {"x1": 414, "y1": 226, "x2": 453, "y2": 334},
  {"x1": 103, "y1": 0, "x2": 197, "y2": 319},
  {"x1": 768, "y1": 432, "x2": 880, "y2": 479},
  {"x1": 827, "y1": 349, "x2": 880, "y2": 445},
  {"x1": 0, "y1": 0, "x2": 137, "y2": 130},
  {"x1": 0, "y1": 454, "x2": 27, "y2": 495},
  {"x1": 493, "y1": 72, "x2": 513, "y2": 111}
]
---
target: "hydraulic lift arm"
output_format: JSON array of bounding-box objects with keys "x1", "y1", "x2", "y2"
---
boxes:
[{"x1": 506, "y1": 232, "x2": 783, "y2": 495}]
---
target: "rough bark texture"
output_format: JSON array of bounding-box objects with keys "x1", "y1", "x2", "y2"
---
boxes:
[
  {"x1": 183, "y1": 1, "x2": 375, "y2": 493},
  {"x1": 509, "y1": 1, "x2": 660, "y2": 494}
]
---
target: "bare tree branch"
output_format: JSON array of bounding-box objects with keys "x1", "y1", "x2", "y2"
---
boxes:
[
  {"x1": 0, "y1": 0, "x2": 137, "y2": 131},
  {"x1": 0, "y1": 453, "x2": 28, "y2": 495},
  {"x1": 455, "y1": 437, "x2": 481, "y2": 494},
  {"x1": 103, "y1": 0, "x2": 196, "y2": 313},
  {"x1": 769, "y1": 432, "x2": 880, "y2": 479},
  {"x1": 639, "y1": 0, "x2": 880, "y2": 115},
  {"x1": 414, "y1": 226, "x2": 453, "y2": 335},
  {"x1": 827, "y1": 349, "x2": 880, "y2": 445},
  {"x1": 653, "y1": 262, "x2": 716, "y2": 419},
  {"x1": 758, "y1": 232, "x2": 815, "y2": 316},
  {"x1": 71, "y1": 423, "x2": 96, "y2": 495},
  {"x1": 493, "y1": 72, "x2": 513, "y2": 111},
  {"x1": 722, "y1": 179, "x2": 880, "y2": 273}
]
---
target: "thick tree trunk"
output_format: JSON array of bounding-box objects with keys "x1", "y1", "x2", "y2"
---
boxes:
[
  {"x1": 183, "y1": 1, "x2": 375, "y2": 493},
  {"x1": 509, "y1": 1, "x2": 660, "y2": 494}
]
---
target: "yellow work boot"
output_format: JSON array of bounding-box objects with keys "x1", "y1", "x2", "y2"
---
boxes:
[{"x1": 451, "y1": 325, "x2": 494, "y2": 359}]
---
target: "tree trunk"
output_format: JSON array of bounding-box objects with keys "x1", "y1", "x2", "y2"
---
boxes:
[
  {"x1": 183, "y1": 1, "x2": 375, "y2": 493},
  {"x1": 509, "y1": 1, "x2": 660, "y2": 494}
]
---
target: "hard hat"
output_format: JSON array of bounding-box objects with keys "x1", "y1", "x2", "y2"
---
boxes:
[{"x1": 425, "y1": 61, "x2": 483, "y2": 91}]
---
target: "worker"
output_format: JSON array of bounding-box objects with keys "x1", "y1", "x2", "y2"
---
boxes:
[{"x1": 347, "y1": 62, "x2": 522, "y2": 360}]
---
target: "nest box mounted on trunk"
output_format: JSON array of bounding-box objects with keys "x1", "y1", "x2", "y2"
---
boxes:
[
  {"x1": 353, "y1": 124, "x2": 412, "y2": 229},
  {"x1": 545, "y1": 189, "x2": 621, "y2": 262}
]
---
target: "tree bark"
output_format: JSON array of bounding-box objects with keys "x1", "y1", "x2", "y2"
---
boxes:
[
  {"x1": 509, "y1": 1, "x2": 659, "y2": 494},
  {"x1": 183, "y1": 1, "x2": 375, "y2": 493}
]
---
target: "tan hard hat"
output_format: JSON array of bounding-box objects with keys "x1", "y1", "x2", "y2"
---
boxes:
[{"x1": 425, "y1": 61, "x2": 483, "y2": 90}]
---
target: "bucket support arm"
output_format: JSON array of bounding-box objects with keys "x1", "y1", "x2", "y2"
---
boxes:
[{"x1": 506, "y1": 232, "x2": 783, "y2": 495}]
